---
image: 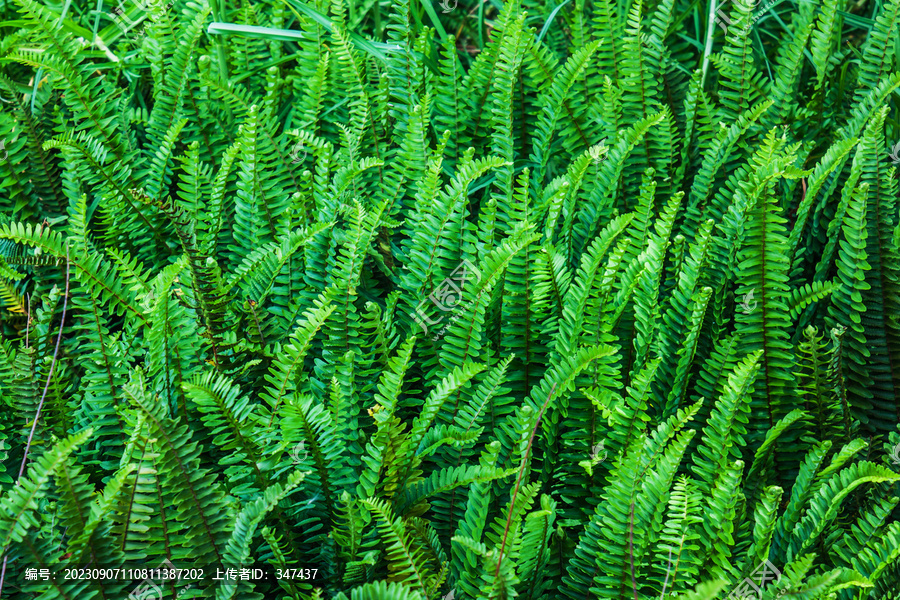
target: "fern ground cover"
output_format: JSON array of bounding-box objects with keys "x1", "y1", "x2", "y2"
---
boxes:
[{"x1": 0, "y1": 0, "x2": 900, "y2": 597}]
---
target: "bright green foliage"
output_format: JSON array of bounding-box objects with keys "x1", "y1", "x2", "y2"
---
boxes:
[{"x1": 0, "y1": 0, "x2": 899, "y2": 598}]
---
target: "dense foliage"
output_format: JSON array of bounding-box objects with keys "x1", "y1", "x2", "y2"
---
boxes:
[{"x1": 0, "y1": 0, "x2": 899, "y2": 597}]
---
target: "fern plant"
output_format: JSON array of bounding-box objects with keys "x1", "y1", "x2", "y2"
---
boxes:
[{"x1": 0, "y1": 0, "x2": 899, "y2": 597}]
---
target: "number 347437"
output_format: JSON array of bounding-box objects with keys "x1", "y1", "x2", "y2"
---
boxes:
[{"x1": 275, "y1": 568, "x2": 318, "y2": 580}]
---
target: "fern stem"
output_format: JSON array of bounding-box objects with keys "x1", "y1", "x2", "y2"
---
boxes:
[
  {"x1": 210, "y1": 0, "x2": 229, "y2": 81},
  {"x1": 494, "y1": 382, "x2": 557, "y2": 580},
  {"x1": 0, "y1": 244, "x2": 70, "y2": 600},
  {"x1": 18, "y1": 244, "x2": 70, "y2": 479},
  {"x1": 628, "y1": 499, "x2": 638, "y2": 600},
  {"x1": 24, "y1": 292, "x2": 31, "y2": 348},
  {"x1": 249, "y1": 300, "x2": 266, "y2": 347},
  {"x1": 659, "y1": 548, "x2": 675, "y2": 598}
]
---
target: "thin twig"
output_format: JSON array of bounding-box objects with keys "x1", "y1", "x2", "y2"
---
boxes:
[
  {"x1": 660, "y1": 548, "x2": 675, "y2": 599},
  {"x1": 0, "y1": 243, "x2": 70, "y2": 599},
  {"x1": 494, "y1": 382, "x2": 558, "y2": 580},
  {"x1": 24, "y1": 293, "x2": 30, "y2": 349}
]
